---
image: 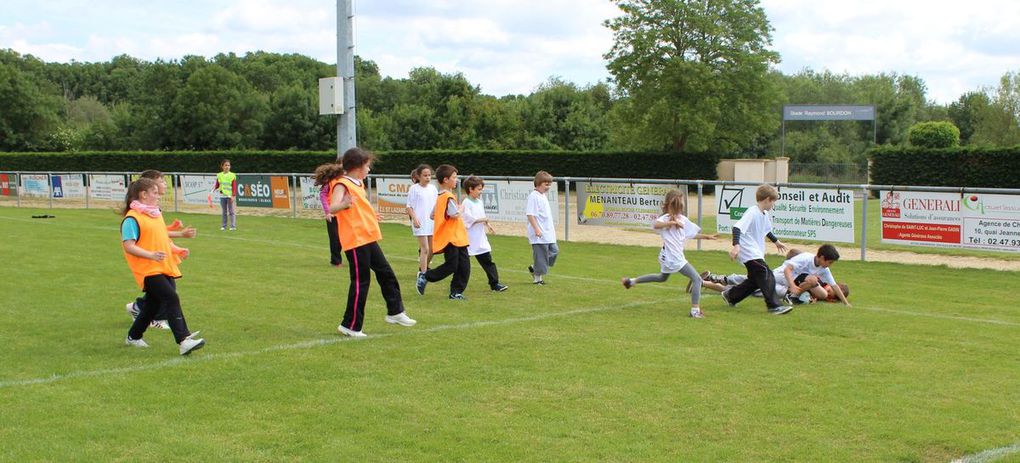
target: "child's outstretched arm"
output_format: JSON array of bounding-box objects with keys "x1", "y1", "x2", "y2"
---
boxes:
[
  {"x1": 832, "y1": 281, "x2": 851, "y2": 307},
  {"x1": 122, "y1": 240, "x2": 166, "y2": 262},
  {"x1": 694, "y1": 233, "x2": 717, "y2": 240}
]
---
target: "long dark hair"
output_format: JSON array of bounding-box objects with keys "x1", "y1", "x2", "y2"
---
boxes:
[{"x1": 313, "y1": 163, "x2": 345, "y2": 187}]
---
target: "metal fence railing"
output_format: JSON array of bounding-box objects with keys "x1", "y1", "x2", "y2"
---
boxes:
[{"x1": 4, "y1": 171, "x2": 1020, "y2": 261}]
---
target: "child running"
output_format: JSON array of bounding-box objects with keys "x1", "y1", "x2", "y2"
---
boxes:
[
  {"x1": 406, "y1": 164, "x2": 438, "y2": 274},
  {"x1": 314, "y1": 163, "x2": 345, "y2": 267},
  {"x1": 125, "y1": 169, "x2": 196, "y2": 331},
  {"x1": 526, "y1": 171, "x2": 558, "y2": 285},
  {"x1": 461, "y1": 175, "x2": 509, "y2": 292},
  {"x1": 621, "y1": 189, "x2": 717, "y2": 318},
  {"x1": 415, "y1": 164, "x2": 471, "y2": 300},
  {"x1": 721, "y1": 184, "x2": 793, "y2": 315},
  {"x1": 120, "y1": 178, "x2": 205, "y2": 355},
  {"x1": 329, "y1": 148, "x2": 416, "y2": 337}
]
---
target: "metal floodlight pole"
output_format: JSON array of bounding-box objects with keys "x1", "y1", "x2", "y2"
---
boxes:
[{"x1": 337, "y1": 0, "x2": 357, "y2": 159}]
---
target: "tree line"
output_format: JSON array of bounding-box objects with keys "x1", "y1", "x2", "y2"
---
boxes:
[{"x1": 2, "y1": 1, "x2": 1019, "y2": 163}]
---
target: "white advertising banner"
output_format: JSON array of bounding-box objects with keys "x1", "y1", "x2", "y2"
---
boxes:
[
  {"x1": 881, "y1": 190, "x2": 1020, "y2": 252},
  {"x1": 52, "y1": 174, "x2": 86, "y2": 199},
  {"x1": 21, "y1": 174, "x2": 50, "y2": 198},
  {"x1": 479, "y1": 180, "x2": 558, "y2": 223},
  {"x1": 89, "y1": 174, "x2": 128, "y2": 202},
  {"x1": 180, "y1": 175, "x2": 216, "y2": 205},
  {"x1": 375, "y1": 178, "x2": 414, "y2": 215},
  {"x1": 299, "y1": 177, "x2": 321, "y2": 210},
  {"x1": 575, "y1": 182, "x2": 674, "y2": 226},
  {"x1": 717, "y1": 186, "x2": 855, "y2": 243}
]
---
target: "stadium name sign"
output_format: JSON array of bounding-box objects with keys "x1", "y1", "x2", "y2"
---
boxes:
[{"x1": 783, "y1": 105, "x2": 876, "y2": 121}]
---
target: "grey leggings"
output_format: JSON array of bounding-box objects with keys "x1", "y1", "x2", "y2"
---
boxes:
[{"x1": 632, "y1": 263, "x2": 702, "y2": 305}]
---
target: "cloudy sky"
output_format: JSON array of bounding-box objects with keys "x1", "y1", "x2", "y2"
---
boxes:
[{"x1": 3, "y1": 0, "x2": 1020, "y2": 103}]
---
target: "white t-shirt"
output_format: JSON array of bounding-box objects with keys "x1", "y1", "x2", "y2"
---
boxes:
[
  {"x1": 462, "y1": 197, "x2": 492, "y2": 256},
  {"x1": 655, "y1": 214, "x2": 700, "y2": 273},
  {"x1": 525, "y1": 190, "x2": 556, "y2": 244},
  {"x1": 773, "y1": 252, "x2": 837, "y2": 288},
  {"x1": 406, "y1": 183, "x2": 438, "y2": 236},
  {"x1": 733, "y1": 204, "x2": 773, "y2": 263}
]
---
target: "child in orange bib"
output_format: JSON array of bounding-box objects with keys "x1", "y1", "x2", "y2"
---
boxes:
[
  {"x1": 415, "y1": 164, "x2": 471, "y2": 300},
  {"x1": 329, "y1": 148, "x2": 416, "y2": 337},
  {"x1": 120, "y1": 178, "x2": 205, "y2": 355}
]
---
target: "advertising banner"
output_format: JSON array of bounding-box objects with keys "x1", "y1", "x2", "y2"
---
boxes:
[
  {"x1": 270, "y1": 176, "x2": 291, "y2": 209},
  {"x1": 52, "y1": 174, "x2": 86, "y2": 199},
  {"x1": 1, "y1": 173, "x2": 16, "y2": 196},
  {"x1": 234, "y1": 175, "x2": 291, "y2": 209},
  {"x1": 717, "y1": 186, "x2": 855, "y2": 243},
  {"x1": 299, "y1": 177, "x2": 320, "y2": 210},
  {"x1": 180, "y1": 175, "x2": 216, "y2": 205},
  {"x1": 89, "y1": 174, "x2": 128, "y2": 201},
  {"x1": 575, "y1": 182, "x2": 674, "y2": 226},
  {"x1": 21, "y1": 174, "x2": 50, "y2": 198},
  {"x1": 376, "y1": 178, "x2": 415, "y2": 215},
  {"x1": 479, "y1": 180, "x2": 558, "y2": 223},
  {"x1": 881, "y1": 191, "x2": 1020, "y2": 252},
  {"x1": 236, "y1": 175, "x2": 273, "y2": 208}
]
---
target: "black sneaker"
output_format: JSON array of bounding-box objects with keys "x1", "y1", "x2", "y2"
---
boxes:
[
  {"x1": 768, "y1": 305, "x2": 794, "y2": 315},
  {"x1": 528, "y1": 265, "x2": 534, "y2": 275},
  {"x1": 449, "y1": 293, "x2": 467, "y2": 300},
  {"x1": 720, "y1": 290, "x2": 734, "y2": 306},
  {"x1": 415, "y1": 272, "x2": 427, "y2": 296},
  {"x1": 492, "y1": 284, "x2": 509, "y2": 292},
  {"x1": 532, "y1": 280, "x2": 546, "y2": 285}
]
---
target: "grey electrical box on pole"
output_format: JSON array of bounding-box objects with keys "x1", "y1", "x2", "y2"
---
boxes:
[{"x1": 336, "y1": 0, "x2": 357, "y2": 160}]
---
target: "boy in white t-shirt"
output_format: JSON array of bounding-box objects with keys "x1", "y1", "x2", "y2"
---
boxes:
[
  {"x1": 702, "y1": 246, "x2": 850, "y2": 307},
  {"x1": 461, "y1": 176, "x2": 508, "y2": 292},
  {"x1": 525, "y1": 171, "x2": 557, "y2": 285},
  {"x1": 721, "y1": 184, "x2": 793, "y2": 315}
]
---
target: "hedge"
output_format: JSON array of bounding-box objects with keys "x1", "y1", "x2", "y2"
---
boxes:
[
  {"x1": 869, "y1": 146, "x2": 1020, "y2": 188},
  {"x1": 0, "y1": 150, "x2": 720, "y2": 181}
]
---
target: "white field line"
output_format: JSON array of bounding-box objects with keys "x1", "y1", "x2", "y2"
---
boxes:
[
  {"x1": 951, "y1": 443, "x2": 1020, "y2": 463},
  {"x1": 0, "y1": 299, "x2": 668, "y2": 389}
]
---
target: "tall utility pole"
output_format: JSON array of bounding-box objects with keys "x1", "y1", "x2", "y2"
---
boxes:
[{"x1": 336, "y1": 0, "x2": 356, "y2": 160}]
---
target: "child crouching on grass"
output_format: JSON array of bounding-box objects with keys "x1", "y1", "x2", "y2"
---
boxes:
[{"x1": 621, "y1": 189, "x2": 717, "y2": 318}]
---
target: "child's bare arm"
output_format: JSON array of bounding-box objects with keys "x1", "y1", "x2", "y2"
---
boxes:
[
  {"x1": 329, "y1": 185, "x2": 352, "y2": 214},
  {"x1": 122, "y1": 240, "x2": 165, "y2": 261}
]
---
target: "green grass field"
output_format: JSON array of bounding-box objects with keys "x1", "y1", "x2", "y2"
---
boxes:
[{"x1": 2, "y1": 206, "x2": 1019, "y2": 462}]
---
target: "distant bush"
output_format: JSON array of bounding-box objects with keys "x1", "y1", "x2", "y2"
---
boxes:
[{"x1": 908, "y1": 121, "x2": 960, "y2": 149}]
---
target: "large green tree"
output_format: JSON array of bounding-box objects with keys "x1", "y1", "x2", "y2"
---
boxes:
[
  {"x1": 604, "y1": 0, "x2": 781, "y2": 152},
  {"x1": 0, "y1": 55, "x2": 63, "y2": 151}
]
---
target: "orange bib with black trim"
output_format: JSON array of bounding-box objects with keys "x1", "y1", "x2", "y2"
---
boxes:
[
  {"x1": 331, "y1": 177, "x2": 382, "y2": 251},
  {"x1": 123, "y1": 211, "x2": 181, "y2": 289},
  {"x1": 432, "y1": 191, "x2": 469, "y2": 253}
]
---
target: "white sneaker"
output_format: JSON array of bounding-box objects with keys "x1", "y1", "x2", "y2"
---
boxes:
[
  {"x1": 125, "y1": 336, "x2": 149, "y2": 348},
  {"x1": 150, "y1": 320, "x2": 171, "y2": 330},
  {"x1": 125, "y1": 302, "x2": 139, "y2": 318},
  {"x1": 179, "y1": 332, "x2": 205, "y2": 355},
  {"x1": 385, "y1": 312, "x2": 417, "y2": 327},
  {"x1": 337, "y1": 324, "x2": 367, "y2": 338},
  {"x1": 689, "y1": 309, "x2": 705, "y2": 319}
]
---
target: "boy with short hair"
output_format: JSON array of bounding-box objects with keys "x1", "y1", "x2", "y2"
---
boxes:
[
  {"x1": 526, "y1": 171, "x2": 557, "y2": 285},
  {"x1": 416, "y1": 164, "x2": 472, "y2": 300},
  {"x1": 722, "y1": 184, "x2": 793, "y2": 315},
  {"x1": 703, "y1": 244, "x2": 851, "y2": 307},
  {"x1": 461, "y1": 175, "x2": 508, "y2": 292}
]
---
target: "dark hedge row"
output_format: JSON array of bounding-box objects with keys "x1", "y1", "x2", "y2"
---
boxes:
[
  {"x1": 868, "y1": 146, "x2": 1020, "y2": 188},
  {"x1": 0, "y1": 150, "x2": 720, "y2": 181}
]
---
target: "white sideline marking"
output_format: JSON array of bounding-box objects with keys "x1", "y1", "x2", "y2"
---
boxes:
[
  {"x1": 951, "y1": 443, "x2": 1020, "y2": 463},
  {"x1": 859, "y1": 306, "x2": 1020, "y2": 327},
  {"x1": 0, "y1": 299, "x2": 668, "y2": 389}
]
